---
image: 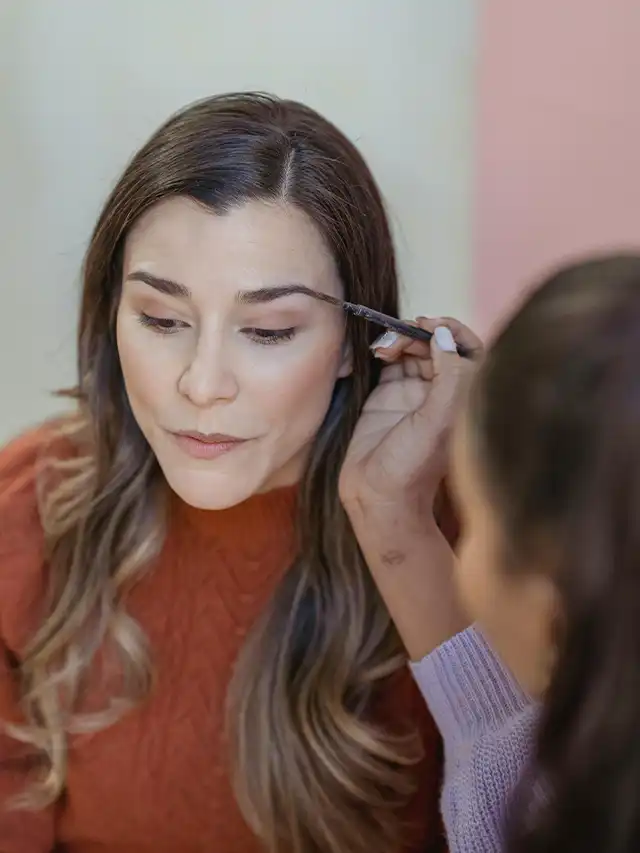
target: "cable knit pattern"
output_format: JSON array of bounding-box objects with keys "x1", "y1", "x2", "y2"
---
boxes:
[
  {"x1": 411, "y1": 628, "x2": 538, "y2": 853},
  {"x1": 0, "y1": 426, "x2": 444, "y2": 853}
]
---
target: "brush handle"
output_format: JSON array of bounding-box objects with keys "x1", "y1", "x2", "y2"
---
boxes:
[{"x1": 344, "y1": 303, "x2": 473, "y2": 359}]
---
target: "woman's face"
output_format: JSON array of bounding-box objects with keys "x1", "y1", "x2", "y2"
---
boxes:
[
  {"x1": 116, "y1": 196, "x2": 351, "y2": 510},
  {"x1": 451, "y1": 411, "x2": 558, "y2": 697}
]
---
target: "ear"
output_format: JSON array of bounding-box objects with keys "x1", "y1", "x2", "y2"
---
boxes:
[{"x1": 337, "y1": 340, "x2": 353, "y2": 378}]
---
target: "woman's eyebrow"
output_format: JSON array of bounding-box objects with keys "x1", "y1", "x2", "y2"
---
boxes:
[
  {"x1": 236, "y1": 284, "x2": 321, "y2": 304},
  {"x1": 125, "y1": 274, "x2": 321, "y2": 306},
  {"x1": 125, "y1": 270, "x2": 191, "y2": 299},
  {"x1": 127, "y1": 270, "x2": 334, "y2": 305}
]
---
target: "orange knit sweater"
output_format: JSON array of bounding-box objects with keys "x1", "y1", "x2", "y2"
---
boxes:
[{"x1": 0, "y1": 427, "x2": 444, "y2": 852}]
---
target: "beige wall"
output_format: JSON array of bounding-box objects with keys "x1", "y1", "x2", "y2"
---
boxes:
[{"x1": 0, "y1": 0, "x2": 475, "y2": 441}]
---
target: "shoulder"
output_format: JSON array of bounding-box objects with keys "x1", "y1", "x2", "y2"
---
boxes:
[
  {"x1": 0, "y1": 417, "x2": 83, "y2": 513},
  {"x1": 0, "y1": 420, "x2": 79, "y2": 650}
]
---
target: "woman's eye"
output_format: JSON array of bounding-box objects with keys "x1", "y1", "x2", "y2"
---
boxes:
[
  {"x1": 244, "y1": 327, "x2": 297, "y2": 345},
  {"x1": 137, "y1": 312, "x2": 189, "y2": 335}
]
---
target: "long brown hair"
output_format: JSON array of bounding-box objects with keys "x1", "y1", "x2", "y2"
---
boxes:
[
  {"x1": 469, "y1": 254, "x2": 640, "y2": 853},
  {"x1": 11, "y1": 93, "x2": 419, "y2": 852}
]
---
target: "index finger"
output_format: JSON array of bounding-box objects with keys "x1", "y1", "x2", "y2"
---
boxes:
[
  {"x1": 416, "y1": 316, "x2": 483, "y2": 356},
  {"x1": 374, "y1": 316, "x2": 482, "y2": 363},
  {"x1": 370, "y1": 319, "x2": 430, "y2": 362}
]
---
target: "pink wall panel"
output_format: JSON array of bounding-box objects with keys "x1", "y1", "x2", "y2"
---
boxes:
[{"x1": 476, "y1": 0, "x2": 640, "y2": 333}]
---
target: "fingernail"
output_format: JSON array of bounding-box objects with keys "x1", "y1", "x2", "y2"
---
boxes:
[
  {"x1": 434, "y1": 326, "x2": 457, "y2": 353},
  {"x1": 370, "y1": 331, "x2": 399, "y2": 352}
]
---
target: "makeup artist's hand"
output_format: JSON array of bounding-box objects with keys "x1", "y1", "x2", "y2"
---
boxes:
[
  {"x1": 340, "y1": 317, "x2": 482, "y2": 659},
  {"x1": 340, "y1": 317, "x2": 482, "y2": 518}
]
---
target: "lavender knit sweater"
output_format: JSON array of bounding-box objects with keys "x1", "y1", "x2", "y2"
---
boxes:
[{"x1": 411, "y1": 628, "x2": 538, "y2": 853}]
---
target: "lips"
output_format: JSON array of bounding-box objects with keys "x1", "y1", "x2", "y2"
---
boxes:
[{"x1": 170, "y1": 431, "x2": 248, "y2": 461}]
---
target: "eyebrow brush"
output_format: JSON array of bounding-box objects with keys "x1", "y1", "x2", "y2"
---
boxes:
[{"x1": 310, "y1": 292, "x2": 473, "y2": 359}]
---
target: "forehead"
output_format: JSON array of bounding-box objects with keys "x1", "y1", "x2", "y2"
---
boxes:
[{"x1": 123, "y1": 196, "x2": 341, "y2": 297}]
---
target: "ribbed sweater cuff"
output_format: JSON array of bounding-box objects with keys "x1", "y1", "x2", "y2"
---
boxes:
[{"x1": 410, "y1": 627, "x2": 532, "y2": 745}]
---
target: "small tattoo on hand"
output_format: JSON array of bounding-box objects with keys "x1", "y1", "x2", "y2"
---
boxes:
[{"x1": 381, "y1": 550, "x2": 405, "y2": 567}]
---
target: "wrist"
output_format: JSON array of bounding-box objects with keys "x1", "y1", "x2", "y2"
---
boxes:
[
  {"x1": 346, "y1": 497, "x2": 465, "y2": 661},
  {"x1": 343, "y1": 493, "x2": 442, "y2": 541}
]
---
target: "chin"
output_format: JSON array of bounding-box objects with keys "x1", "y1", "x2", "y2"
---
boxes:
[{"x1": 163, "y1": 467, "x2": 264, "y2": 511}]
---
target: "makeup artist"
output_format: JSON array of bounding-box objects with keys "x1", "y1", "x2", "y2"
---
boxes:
[{"x1": 344, "y1": 254, "x2": 640, "y2": 853}]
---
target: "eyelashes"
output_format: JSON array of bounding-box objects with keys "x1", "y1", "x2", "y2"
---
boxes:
[
  {"x1": 246, "y1": 327, "x2": 296, "y2": 345},
  {"x1": 136, "y1": 313, "x2": 296, "y2": 346},
  {"x1": 137, "y1": 313, "x2": 186, "y2": 334}
]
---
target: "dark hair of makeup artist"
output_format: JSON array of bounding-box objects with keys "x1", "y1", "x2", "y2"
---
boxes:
[{"x1": 470, "y1": 253, "x2": 640, "y2": 853}]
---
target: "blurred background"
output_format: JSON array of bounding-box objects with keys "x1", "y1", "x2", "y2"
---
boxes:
[
  {"x1": 475, "y1": 1, "x2": 640, "y2": 331},
  {"x1": 2, "y1": 1, "x2": 639, "y2": 442}
]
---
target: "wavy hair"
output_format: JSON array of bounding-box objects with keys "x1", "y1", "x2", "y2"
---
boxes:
[
  {"x1": 10, "y1": 93, "x2": 422, "y2": 852},
  {"x1": 470, "y1": 254, "x2": 640, "y2": 853}
]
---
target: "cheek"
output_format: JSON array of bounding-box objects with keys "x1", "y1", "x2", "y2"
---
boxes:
[
  {"x1": 242, "y1": 337, "x2": 345, "y2": 434},
  {"x1": 455, "y1": 520, "x2": 522, "y2": 664},
  {"x1": 116, "y1": 311, "x2": 169, "y2": 415},
  {"x1": 456, "y1": 536, "x2": 516, "y2": 674},
  {"x1": 457, "y1": 527, "x2": 553, "y2": 695},
  {"x1": 455, "y1": 526, "x2": 498, "y2": 625}
]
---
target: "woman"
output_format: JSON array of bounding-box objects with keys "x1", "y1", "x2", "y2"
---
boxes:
[
  {"x1": 0, "y1": 93, "x2": 448, "y2": 852},
  {"x1": 346, "y1": 254, "x2": 640, "y2": 853}
]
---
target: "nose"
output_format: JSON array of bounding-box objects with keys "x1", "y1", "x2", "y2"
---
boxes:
[{"x1": 177, "y1": 334, "x2": 239, "y2": 407}]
